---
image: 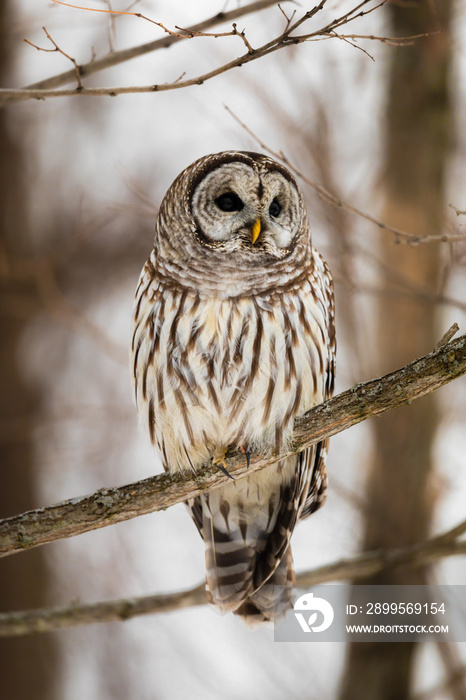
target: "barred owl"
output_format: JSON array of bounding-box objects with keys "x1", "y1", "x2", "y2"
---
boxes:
[{"x1": 130, "y1": 151, "x2": 335, "y2": 622}]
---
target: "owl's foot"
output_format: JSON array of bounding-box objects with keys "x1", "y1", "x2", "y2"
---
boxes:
[
  {"x1": 213, "y1": 449, "x2": 235, "y2": 480},
  {"x1": 239, "y1": 446, "x2": 251, "y2": 469}
]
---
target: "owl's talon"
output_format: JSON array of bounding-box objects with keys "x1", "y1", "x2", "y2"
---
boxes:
[
  {"x1": 217, "y1": 461, "x2": 235, "y2": 480},
  {"x1": 214, "y1": 450, "x2": 235, "y2": 480},
  {"x1": 239, "y1": 445, "x2": 251, "y2": 468}
]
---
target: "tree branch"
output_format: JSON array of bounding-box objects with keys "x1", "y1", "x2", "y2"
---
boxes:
[
  {"x1": 23, "y1": 0, "x2": 280, "y2": 92},
  {"x1": 226, "y1": 107, "x2": 466, "y2": 246},
  {"x1": 0, "y1": 331, "x2": 465, "y2": 558},
  {"x1": 0, "y1": 1, "x2": 391, "y2": 103},
  {"x1": 1, "y1": 516, "x2": 465, "y2": 637}
]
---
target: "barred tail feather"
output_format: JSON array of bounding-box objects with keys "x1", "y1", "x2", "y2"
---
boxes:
[
  {"x1": 185, "y1": 446, "x2": 325, "y2": 622},
  {"x1": 186, "y1": 458, "x2": 304, "y2": 620},
  {"x1": 204, "y1": 522, "x2": 257, "y2": 612},
  {"x1": 204, "y1": 520, "x2": 295, "y2": 622},
  {"x1": 234, "y1": 547, "x2": 295, "y2": 624}
]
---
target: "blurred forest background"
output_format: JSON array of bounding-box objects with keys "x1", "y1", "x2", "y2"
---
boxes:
[{"x1": 1, "y1": 1, "x2": 465, "y2": 699}]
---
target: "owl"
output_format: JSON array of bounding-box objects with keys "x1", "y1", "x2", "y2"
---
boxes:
[{"x1": 130, "y1": 151, "x2": 335, "y2": 622}]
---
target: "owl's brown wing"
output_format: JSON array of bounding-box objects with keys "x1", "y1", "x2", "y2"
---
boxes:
[
  {"x1": 299, "y1": 439, "x2": 329, "y2": 520},
  {"x1": 299, "y1": 251, "x2": 335, "y2": 521},
  {"x1": 299, "y1": 348, "x2": 335, "y2": 521}
]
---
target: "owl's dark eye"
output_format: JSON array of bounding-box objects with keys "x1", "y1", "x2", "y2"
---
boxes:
[
  {"x1": 269, "y1": 198, "x2": 282, "y2": 218},
  {"x1": 215, "y1": 192, "x2": 244, "y2": 212}
]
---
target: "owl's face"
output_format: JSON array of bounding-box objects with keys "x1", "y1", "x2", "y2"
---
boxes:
[
  {"x1": 154, "y1": 151, "x2": 312, "y2": 297},
  {"x1": 190, "y1": 159, "x2": 302, "y2": 255}
]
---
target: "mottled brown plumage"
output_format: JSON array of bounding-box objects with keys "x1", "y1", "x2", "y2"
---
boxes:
[{"x1": 130, "y1": 151, "x2": 335, "y2": 622}]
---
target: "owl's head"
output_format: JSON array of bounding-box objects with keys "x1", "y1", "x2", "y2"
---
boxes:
[
  {"x1": 188, "y1": 152, "x2": 303, "y2": 256},
  {"x1": 155, "y1": 151, "x2": 312, "y2": 296}
]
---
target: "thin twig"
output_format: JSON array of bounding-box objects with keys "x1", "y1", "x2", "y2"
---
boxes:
[
  {"x1": 225, "y1": 107, "x2": 465, "y2": 246},
  {"x1": 325, "y1": 30, "x2": 376, "y2": 61},
  {"x1": 435, "y1": 323, "x2": 460, "y2": 349},
  {"x1": 332, "y1": 31, "x2": 438, "y2": 46},
  {"x1": 232, "y1": 23, "x2": 255, "y2": 53},
  {"x1": 278, "y1": 3, "x2": 297, "y2": 32},
  {"x1": 449, "y1": 204, "x2": 466, "y2": 217},
  {"x1": 0, "y1": 332, "x2": 465, "y2": 558},
  {"x1": 24, "y1": 27, "x2": 82, "y2": 89}
]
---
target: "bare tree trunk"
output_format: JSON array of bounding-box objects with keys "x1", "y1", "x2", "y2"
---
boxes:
[
  {"x1": 339, "y1": 2, "x2": 453, "y2": 699},
  {"x1": 0, "y1": 3, "x2": 58, "y2": 697}
]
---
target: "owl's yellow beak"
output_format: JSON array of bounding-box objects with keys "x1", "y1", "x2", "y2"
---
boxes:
[{"x1": 251, "y1": 219, "x2": 261, "y2": 244}]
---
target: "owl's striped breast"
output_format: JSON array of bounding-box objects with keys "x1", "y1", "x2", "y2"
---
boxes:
[{"x1": 131, "y1": 269, "x2": 330, "y2": 474}]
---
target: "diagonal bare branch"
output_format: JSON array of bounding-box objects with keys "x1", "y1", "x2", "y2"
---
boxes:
[{"x1": 0, "y1": 331, "x2": 465, "y2": 559}]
